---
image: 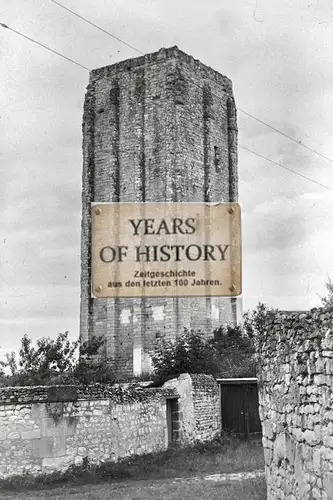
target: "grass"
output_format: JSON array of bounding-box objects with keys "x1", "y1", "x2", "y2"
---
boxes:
[
  {"x1": 0, "y1": 476, "x2": 267, "y2": 500},
  {"x1": 0, "y1": 434, "x2": 266, "y2": 499}
]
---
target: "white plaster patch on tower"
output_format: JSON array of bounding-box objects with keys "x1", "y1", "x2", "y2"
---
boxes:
[
  {"x1": 133, "y1": 346, "x2": 142, "y2": 376},
  {"x1": 152, "y1": 305, "x2": 165, "y2": 322},
  {"x1": 120, "y1": 308, "x2": 131, "y2": 324},
  {"x1": 143, "y1": 352, "x2": 153, "y2": 373},
  {"x1": 211, "y1": 299, "x2": 220, "y2": 320}
]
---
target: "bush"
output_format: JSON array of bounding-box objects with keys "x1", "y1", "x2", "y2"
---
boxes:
[
  {"x1": 1, "y1": 304, "x2": 274, "y2": 387},
  {"x1": 208, "y1": 324, "x2": 256, "y2": 378},
  {"x1": 150, "y1": 324, "x2": 257, "y2": 383},
  {"x1": 242, "y1": 302, "x2": 278, "y2": 338},
  {"x1": 0, "y1": 333, "x2": 116, "y2": 387},
  {"x1": 150, "y1": 328, "x2": 221, "y2": 383}
]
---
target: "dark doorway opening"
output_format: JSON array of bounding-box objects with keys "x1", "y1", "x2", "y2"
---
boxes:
[{"x1": 219, "y1": 378, "x2": 262, "y2": 439}]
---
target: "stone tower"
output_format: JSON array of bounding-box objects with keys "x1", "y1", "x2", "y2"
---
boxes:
[{"x1": 80, "y1": 46, "x2": 241, "y2": 376}]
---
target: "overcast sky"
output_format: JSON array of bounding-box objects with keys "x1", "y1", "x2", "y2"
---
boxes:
[{"x1": 1, "y1": 0, "x2": 333, "y2": 357}]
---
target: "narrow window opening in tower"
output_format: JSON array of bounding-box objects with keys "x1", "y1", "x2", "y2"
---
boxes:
[{"x1": 214, "y1": 146, "x2": 221, "y2": 171}]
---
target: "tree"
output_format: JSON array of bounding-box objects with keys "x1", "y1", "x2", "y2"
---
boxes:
[
  {"x1": 321, "y1": 276, "x2": 333, "y2": 307},
  {"x1": 209, "y1": 323, "x2": 256, "y2": 378},
  {"x1": 3, "y1": 352, "x2": 17, "y2": 376},
  {"x1": 71, "y1": 335, "x2": 115, "y2": 385},
  {"x1": 150, "y1": 323, "x2": 258, "y2": 383},
  {"x1": 0, "y1": 361, "x2": 5, "y2": 378},
  {"x1": 0, "y1": 332, "x2": 116, "y2": 387},
  {"x1": 20, "y1": 332, "x2": 78, "y2": 374},
  {"x1": 242, "y1": 302, "x2": 278, "y2": 338},
  {"x1": 150, "y1": 328, "x2": 220, "y2": 382},
  {"x1": 9, "y1": 332, "x2": 79, "y2": 386}
]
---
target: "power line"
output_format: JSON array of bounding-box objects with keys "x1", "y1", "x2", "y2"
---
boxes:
[
  {"x1": 1, "y1": 21, "x2": 333, "y2": 191},
  {"x1": 238, "y1": 109, "x2": 333, "y2": 165},
  {"x1": 240, "y1": 145, "x2": 333, "y2": 192},
  {"x1": 4, "y1": 2, "x2": 333, "y2": 167},
  {"x1": 41, "y1": 4, "x2": 333, "y2": 164},
  {"x1": 184, "y1": 73, "x2": 333, "y2": 165},
  {"x1": 0, "y1": 22, "x2": 90, "y2": 71},
  {"x1": 49, "y1": 0, "x2": 144, "y2": 55}
]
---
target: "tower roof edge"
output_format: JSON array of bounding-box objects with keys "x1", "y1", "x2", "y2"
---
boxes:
[{"x1": 89, "y1": 46, "x2": 232, "y2": 88}]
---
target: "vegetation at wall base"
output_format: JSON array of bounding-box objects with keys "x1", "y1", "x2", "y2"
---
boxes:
[
  {"x1": 2, "y1": 299, "x2": 320, "y2": 388},
  {"x1": 0, "y1": 432, "x2": 264, "y2": 492},
  {"x1": 0, "y1": 303, "x2": 277, "y2": 388},
  {"x1": 0, "y1": 324, "x2": 258, "y2": 387},
  {"x1": 2, "y1": 278, "x2": 333, "y2": 388}
]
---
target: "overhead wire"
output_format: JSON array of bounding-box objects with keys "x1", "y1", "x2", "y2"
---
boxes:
[
  {"x1": 1, "y1": 20, "x2": 333, "y2": 193},
  {"x1": 49, "y1": 0, "x2": 144, "y2": 55},
  {"x1": 240, "y1": 145, "x2": 333, "y2": 192},
  {"x1": 48, "y1": 0, "x2": 333, "y2": 167},
  {"x1": 238, "y1": 109, "x2": 333, "y2": 165},
  {"x1": 0, "y1": 22, "x2": 90, "y2": 71},
  {"x1": 1, "y1": 14, "x2": 333, "y2": 307}
]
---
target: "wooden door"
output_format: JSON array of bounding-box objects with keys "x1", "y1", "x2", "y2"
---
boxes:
[{"x1": 220, "y1": 383, "x2": 261, "y2": 437}]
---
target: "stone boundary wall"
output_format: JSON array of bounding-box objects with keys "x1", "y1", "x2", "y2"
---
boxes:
[
  {"x1": 256, "y1": 306, "x2": 333, "y2": 500},
  {"x1": 0, "y1": 383, "x2": 175, "y2": 405},
  {"x1": 0, "y1": 373, "x2": 220, "y2": 480}
]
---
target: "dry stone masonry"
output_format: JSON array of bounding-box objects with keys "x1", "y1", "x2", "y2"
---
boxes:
[
  {"x1": 0, "y1": 374, "x2": 220, "y2": 480},
  {"x1": 256, "y1": 306, "x2": 333, "y2": 499},
  {"x1": 164, "y1": 373, "x2": 221, "y2": 443},
  {"x1": 192, "y1": 374, "x2": 221, "y2": 441},
  {"x1": 80, "y1": 46, "x2": 241, "y2": 376}
]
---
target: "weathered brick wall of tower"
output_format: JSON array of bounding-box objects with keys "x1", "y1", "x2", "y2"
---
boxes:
[{"x1": 80, "y1": 46, "x2": 240, "y2": 376}]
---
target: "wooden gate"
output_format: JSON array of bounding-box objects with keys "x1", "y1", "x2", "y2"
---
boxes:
[{"x1": 218, "y1": 378, "x2": 262, "y2": 438}]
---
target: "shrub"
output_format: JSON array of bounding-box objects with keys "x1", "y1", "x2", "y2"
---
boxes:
[
  {"x1": 242, "y1": 302, "x2": 278, "y2": 338},
  {"x1": 150, "y1": 324, "x2": 257, "y2": 383},
  {"x1": 208, "y1": 324, "x2": 256, "y2": 378},
  {"x1": 0, "y1": 333, "x2": 116, "y2": 387},
  {"x1": 150, "y1": 328, "x2": 220, "y2": 382}
]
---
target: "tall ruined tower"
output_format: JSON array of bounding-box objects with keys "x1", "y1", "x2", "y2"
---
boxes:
[{"x1": 80, "y1": 46, "x2": 241, "y2": 376}]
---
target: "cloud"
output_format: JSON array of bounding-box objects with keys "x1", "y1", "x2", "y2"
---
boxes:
[
  {"x1": 1, "y1": 285, "x2": 80, "y2": 320},
  {"x1": 0, "y1": 314, "x2": 79, "y2": 362},
  {"x1": 1, "y1": 0, "x2": 333, "y2": 360}
]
